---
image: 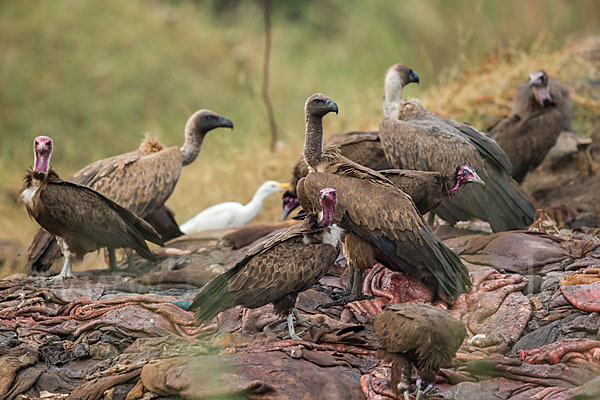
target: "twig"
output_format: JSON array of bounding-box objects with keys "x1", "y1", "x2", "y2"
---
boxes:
[{"x1": 260, "y1": 0, "x2": 278, "y2": 152}]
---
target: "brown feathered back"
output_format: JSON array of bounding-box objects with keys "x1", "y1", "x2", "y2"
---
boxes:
[
  {"x1": 489, "y1": 76, "x2": 568, "y2": 183},
  {"x1": 511, "y1": 77, "x2": 572, "y2": 131},
  {"x1": 379, "y1": 169, "x2": 450, "y2": 215},
  {"x1": 22, "y1": 170, "x2": 163, "y2": 262},
  {"x1": 490, "y1": 108, "x2": 563, "y2": 183},
  {"x1": 379, "y1": 100, "x2": 536, "y2": 232},
  {"x1": 297, "y1": 167, "x2": 471, "y2": 297},
  {"x1": 287, "y1": 131, "x2": 390, "y2": 198},
  {"x1": 190, "y1": 216, "x2": 341, "y2": 322},
  {"x1": 26, "y1": 136, "x2": 182, "y2": 273},
  {"x1": 373, "y1": 303, "x2": 466, "y2": 372}
]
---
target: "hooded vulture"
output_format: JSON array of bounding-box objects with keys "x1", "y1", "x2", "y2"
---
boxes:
[
  {"x1": 373, "y1": 303, "x2": 466, "y2": 400},
  {"x1": 190, "y1": 187, "x2": 343, "y2": 340},
  {"x1": 379, "y1": 165, "x2": 484, "y2": 215},
  {"x1": 20, "y1": 136, "x2": 164, "y2": 279},
  {"x1": 297, "y1": 93, "x2": 470, "y2": 301},
  {"x1": 508, "y1": 70, "x2": 573, "y2": 131},
  {"x1": 489, "y1": 70, "x2": 568, "y2": 183},
  {"x1": 26, "y1": 110, "x2": 233, "y2": 274},
  {"x1": 378, "y1": 64, "x2": 536, "y2": 232},
  {"x1": 180, "y1": 180, "x2": 290, "y2": 234}
]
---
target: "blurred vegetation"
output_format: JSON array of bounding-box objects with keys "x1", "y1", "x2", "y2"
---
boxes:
[{"x1": 0, "y1": 0, "x2": 598, "y2": 274}]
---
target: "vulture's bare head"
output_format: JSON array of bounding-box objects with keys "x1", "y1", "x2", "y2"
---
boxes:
[
  {"x1": 528, "y1": 70, "x2": 553, "y2": 108},
  {"x1": 281, "y1": 192, "x2": 300, "y2": 220},
  {"x1": 305, "y1": 93, "x2": 339, "y2": 118},
  {"x1": 185, "y1": 110, "x2": 234, "y2": 137},
  {"x1": 318, "y1": 187, "x2": 337, "y2": 227},
  {"x1": 33, "y1": 135, "x2": 53, "y2": 174},
  {"x1": 455, "y1": 165, "x2": 484, "y2": 188}
]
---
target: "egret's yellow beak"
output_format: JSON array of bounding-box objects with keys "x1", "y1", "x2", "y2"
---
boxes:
[{"x1": 277, "y1": 182, "x2": 292, "y2": 190}]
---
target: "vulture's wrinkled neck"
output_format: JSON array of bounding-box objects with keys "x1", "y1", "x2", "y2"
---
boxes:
[
  {"x1": 181, "y1": 125, "x2": 207, "y2": 167},
  {"x1": 319, "y1": 199, "x2": 336, "y2": 227},
  {"x1": 34, "y1": 151, "x2": 51, "y2": 176},
  {"x1": 449, "y1": 178, "x2": 461, "y2": 195},
  {"x1": 446, "y1": 173, "x2": 460, "y2": 196},
  {"x1": 382, "y1": 73, "x2": 404, "y2": 119},
  {"x1": 304, "y1": 112, "x2": 323, "y2": 169}
]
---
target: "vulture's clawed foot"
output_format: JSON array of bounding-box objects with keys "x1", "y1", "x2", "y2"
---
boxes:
[
  {"x1": 52, "y1": 272, "x2": 73, "y2": 281},
  {"x1": 414, "y1": 376, "x2": 434, "y2": 400},
  {"x1": 286, "y1": 313, "x2": 307, "y2": 341},
  {"x1": 318, "y1": 292, "x2": 374, "y2": 308},
  {"x1": 292, "y1": 308, "x2": 326, "y2": 329}
]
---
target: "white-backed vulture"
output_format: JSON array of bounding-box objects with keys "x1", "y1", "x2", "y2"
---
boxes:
[
  {"x1": 489, "y1": 70, "x2": 567, "y2": 182},
  {"x1": 190, "y1": 187, "x2": 343, "y2": 340},
  {"x1": 296, "y1": 93, "x2": 470, "y2": 301},
  {"x1": 26, "y1": 110, "x2": 233, "y2": 274},
  {"x1": 180, "y1": 181, "x2": 291, "y2": 234},
  {"x1": 379, "y1": 64, "x2": 536, "y2": 232},
  {"x1": 20, "y1": 136, "x2": 164, "y2": 279}
]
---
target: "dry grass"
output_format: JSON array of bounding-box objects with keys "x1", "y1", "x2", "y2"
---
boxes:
[{"x1": 421, "y1": 37, "x2": 600, "y2": 132}]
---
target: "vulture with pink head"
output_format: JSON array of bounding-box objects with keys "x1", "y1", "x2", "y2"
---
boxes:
[
  {"x1": 378, "y1": 63, "x2": 536, "y2": 232},
  {"x1": 20, "y1": 136, "x2": 164, "y2": 279},
  {"x1": 489, "y1": 70, "x2": 570, "y2": 182},
  {"x1": 190, "y1": 187, "x2": 343, "y2": 340},
  {"x1": 26, "y1": 110, "x2": 233, "y2": 274}
]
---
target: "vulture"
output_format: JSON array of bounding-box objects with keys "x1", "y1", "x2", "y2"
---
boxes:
[
  {"x1": 379, "y1": 64, "x2": 536, "y2": 232},
  {"x1": 180, "y1": 180, "x2": 291, "y2": 234},
  {"x1": 296, "y1": 93, "x2": 470, "y2": 301},
  {"x1": 281, "y1": 68, "x2": 418, "y2": 220},
  {"x1": 20, "y1": 136, "x2": 164, "y2": 279},
  {"x1": 190, "y1": 187, "x2": 343, "y2": 340},
  {"x1": 281, "y1": 131, "x2": 392, "y2": 220},
  {"x1": 373, "y1": 303, "x2": 466, "y2": 400},
  {"x1": 489, "y1": 70, "x2": 568, "y2": 183},
  {"x1": 379, "y1": 165, "x2": 484, "y2": 215},
  {"x1": 508, "y1": 70, "x2": 573, "y2": 131},
  {"x1": 26, "y1": 110, "x2": 233, "y2": 274}
]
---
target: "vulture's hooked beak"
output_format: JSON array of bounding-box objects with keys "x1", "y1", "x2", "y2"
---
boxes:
[
  {"x1": 326, "y1": 99, "x2": 339, "y2": 114},
  {"x1": 219, "y1": 116, "x2": 234, "y2": 129},
  {"x1": 469, "y1": 172, "x2": 485, "y2": 186},
  {"x1": 409, "y1": 69, "x2": 420, "y2": 85}
]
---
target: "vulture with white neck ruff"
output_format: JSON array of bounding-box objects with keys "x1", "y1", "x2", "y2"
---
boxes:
[
  {"x1": 26, "y1": 110, "x2": 233, "y2": 274},
  {"x1": 20, "y1": 136, "x2": 164, "y2": 279},
  {"x1": 379, "y1": 64, "x2": 536, "y2": 232},
  {"x1": 190, "y1": 187, "x2": 343, "y2": 340},
  {"x1": 296, "y1": 93, "x2": 470, "y2": 302},
  {"x1": 180, "y1": 180, "x2": 291, "y2": 234},
  {"x1": 489, "y1": 70, "x2": 568, "y2": 183}
]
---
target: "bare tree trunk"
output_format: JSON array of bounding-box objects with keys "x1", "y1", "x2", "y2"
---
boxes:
[{"x1": 260, "y1": 0, "x2": 278, "y2": 152}]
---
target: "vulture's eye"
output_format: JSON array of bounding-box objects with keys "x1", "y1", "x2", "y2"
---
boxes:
[
  {"x1": 314, "y1": 99, "x2": 321, "y2": 104},
  {"x1": 462, "y1": 170, "x2": 469, "y2": 176}
]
